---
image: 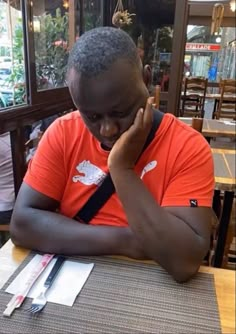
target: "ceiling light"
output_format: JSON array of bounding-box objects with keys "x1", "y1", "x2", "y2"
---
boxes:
[
  {"x1": 63, "y1": 0, "x2": 69, "y2": 9},
  {"x1": 230, "y1": 0, "x2": 236, "y2": 11}
]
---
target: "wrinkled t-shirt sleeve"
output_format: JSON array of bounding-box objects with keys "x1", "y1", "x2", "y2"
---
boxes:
[
  {"x1": 24, "y1": 119, "x2": 66, "y2": 201},
  {"x1": 161, "y1": 137, "x2": 215, "y2": 207}
]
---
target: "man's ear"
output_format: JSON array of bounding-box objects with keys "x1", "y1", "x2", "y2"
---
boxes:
[{"x1": 143, "y1": 64, "x2": 152, "y2": 88}]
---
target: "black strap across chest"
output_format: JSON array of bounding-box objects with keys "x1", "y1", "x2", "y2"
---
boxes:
[{"x1": 74, "y1": 110, "x2": 164, "y2": 224}]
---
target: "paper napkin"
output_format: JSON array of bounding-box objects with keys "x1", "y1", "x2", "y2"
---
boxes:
[{"x1": 6, "y1": 255, "x2": 94, "y2": 307}]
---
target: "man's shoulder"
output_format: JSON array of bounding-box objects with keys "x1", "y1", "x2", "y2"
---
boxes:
[
  {"x1": 40, "y1": 111, "x2": 88, "y2": 147},
  {"x1": 161, "y1": 113, "x2": 190, "y2": 133},
  {"x1": 154, "y1": 113, "x2": 211, "y2": 155},
  {"x1": 57, "y1": 110, "x2": 83, "y2": 125},
  {"x1": 161, "y1": 113, "x2": 206, "y2": 141},
  {"x1": 51, "y1": 110, "x2": 86, "y2": 133}
]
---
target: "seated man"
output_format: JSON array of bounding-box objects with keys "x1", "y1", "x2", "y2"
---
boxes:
[{"x1": 10, "y1": 27, "x2": 215, "y2": 282}]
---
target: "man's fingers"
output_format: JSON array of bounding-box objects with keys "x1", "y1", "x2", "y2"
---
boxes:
[
  {"x1": 133, "y1": 97, "x2": 154, "y2": 130},
  {"x1": 147, "y1": 96, "x2": 155, "y2": 107},
  {"x1": 133, "y1": 108, "x2": 144, "y2": 128}
]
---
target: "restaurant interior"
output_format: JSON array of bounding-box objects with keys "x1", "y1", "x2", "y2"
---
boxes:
[{"x1": 0, "y1": 0, "x2": 235, "y2": 333}]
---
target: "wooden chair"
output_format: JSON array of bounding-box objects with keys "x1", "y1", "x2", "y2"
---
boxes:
[
  {"x1": 0, "y1": 222, "x2": 10, "y2": 246},
  {"x1": 153, "y1": 85, "x2": 161, "y2": 110},
  {"x1": 181, "y1": 77, "x2": 208, "y2": 118},
  {"x1": 213, "y1": 79, "x2": 236, "y2": 120},
  {"x1": 0, "y1": 224, "x2": 10, "y2": 232},
  {"x1": 191, "y1": 117, "x2": 203, "y2": 133},
  {"x1": 25, "y1": 131, "x2": 43, "y2": 163}
]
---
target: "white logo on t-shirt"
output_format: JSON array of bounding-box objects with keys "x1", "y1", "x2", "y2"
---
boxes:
[
  {"x1": 73, "y1": 160, "x2": 157, "y2": 185},
  {"x1": 72, "y1": 160, "x2": 106, "y2": 186},
  {"x1": 140, "y1": 161, "x2": 157, "y2": 179}
]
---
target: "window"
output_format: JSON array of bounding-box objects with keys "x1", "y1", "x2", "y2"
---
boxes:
[
  {"x1": 32, "y1": 0, "x2": 81, "y2": 91},
  {"x1": 117, "y1": 1, "x2": 175, "y2": 95},
  {"x1": 185, "y1": 1, "x2": 236, "y2": 83},
  {"x1": 149, "y1": 27, "x2": 173, "y2": 92},
  {"x1": 184, "y1": 25, "x2": 236, "y2": 82},
  {"x1": 83, "y1": 0, "x2": 103, "y2": 31},
  {"x1": 218, "y1": 35, "x2": 236, "y2": 80},
  {"x1": 0, "y1": 0, "x2": 26, "y2": 110}
]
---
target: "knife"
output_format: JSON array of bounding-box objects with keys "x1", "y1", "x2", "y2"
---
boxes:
[{"x1": 28, "y1": 256, "x2": 65, "y2": 313}]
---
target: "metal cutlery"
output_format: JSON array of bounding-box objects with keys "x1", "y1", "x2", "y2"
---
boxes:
[
  {"x1": 3, "y1": 254, "x2": 54, "y2": 317},
  {"x1": 28, "y1": 256, "x2": 65, "y2": 314}
]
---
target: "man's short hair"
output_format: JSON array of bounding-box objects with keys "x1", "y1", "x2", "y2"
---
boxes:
[{"x1": 67, "y1": 27, "x2": 140, "y2": 78}]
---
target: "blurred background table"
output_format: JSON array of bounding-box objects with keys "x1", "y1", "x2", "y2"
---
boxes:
[
  {"x1": 179, "y1": 117, "x2": 236, "y2": 139},
  {"x1": 211, "y1": 148, "x2": 235, "y2": 268}
]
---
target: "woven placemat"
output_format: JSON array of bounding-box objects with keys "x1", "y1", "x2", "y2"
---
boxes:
[{"x1": 0, "y1": 253, "x2": 221, "y2": 334}]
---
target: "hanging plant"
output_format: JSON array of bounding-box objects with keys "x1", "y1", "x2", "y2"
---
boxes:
[
  {"x1": 112, "y1": 0, "x2": 135, "y2": 28},
  {"x1": 211, "y1": 3, "x2": 224, "y2": 35}
]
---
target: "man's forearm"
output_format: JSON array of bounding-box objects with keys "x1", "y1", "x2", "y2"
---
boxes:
[
  {"x1": 110, "y1": 169, "x2": 207, "y2": 280},
  {"x1": 10, "y1": 208, "x2": 131, "y2": 256}
]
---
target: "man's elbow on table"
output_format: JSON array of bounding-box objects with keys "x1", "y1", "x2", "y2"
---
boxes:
[
  {"x1": 10, "y1": 208, "x2": 30, "y2": 248},
  {"x1": 10, "y1": 221, "x2": 23, "y2": 248},
  {"x1": 153, "y1": 240, "x2": 209, "y2": 283},
  {"x1": 170, "y1": 262, "x2": 200, "y2": 283},
  {"x1": 166, "y1": 244, "x2": 209, "y2": 283}
]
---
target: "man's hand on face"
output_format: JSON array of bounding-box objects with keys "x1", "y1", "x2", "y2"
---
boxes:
[{"x1": 108, "y1": 97, "x2": 154, "y2": 171}]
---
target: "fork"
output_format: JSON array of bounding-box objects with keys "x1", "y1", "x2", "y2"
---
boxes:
[{"x1": 28, "y1": 256, "x2": 65, "y2": 314}]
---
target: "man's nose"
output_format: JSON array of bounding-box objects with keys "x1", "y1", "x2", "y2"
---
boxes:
[{"x1": 100, "y1": 118, "x2": 119, "y2": 138}]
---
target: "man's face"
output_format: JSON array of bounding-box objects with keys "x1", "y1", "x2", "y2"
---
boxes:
[{"x1": 68, "y1": 60, "x2": 149, "y2": 150}]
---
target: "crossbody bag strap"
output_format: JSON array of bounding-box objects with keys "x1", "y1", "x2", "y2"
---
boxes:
[{"x1": 74, "y1": 110, "x2": 164, "y2": 223}]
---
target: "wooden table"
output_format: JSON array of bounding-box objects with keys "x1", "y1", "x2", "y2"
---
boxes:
[
  {"x1": 180, "y1": 92, "x2": 236, "y2": 117},
  {"x1": 0, "y1": 240, "x2": 235, "y2": 333},
  {"x1": 206, "y1": 93, "x2": 236, "y2": 100},
  {"x1": 205, "y1": 93, "x2": 236, "y2": 116},
  {"x1": 211, "y1": 149, "x2": 236, "y2": 267},
  {"x1": 183, "y1": 93, "x2": 235, "y2": 100},
  {"x1": 181, "y1": 92, "x2": 236, "y2": 102},
  {"x1": 179, "y1": 117, "x2": 236, "y2": 139},
  {"x1": 213, "y1": 149, "x2": 236, "y2": 192}
]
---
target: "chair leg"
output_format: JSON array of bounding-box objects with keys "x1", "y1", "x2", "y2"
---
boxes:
[
  {"x1": 0, "y1": 231, "x2": 10, "y2": 247},
  {"x1": 213, "y1": 190, "x2": 222, "y2": 219},
  {"x1": 222, "y1": 220, "x2": 235, "y2": 268},
  {"x1": 201, "y1": 108, "x2": 205, "y2": 118}
]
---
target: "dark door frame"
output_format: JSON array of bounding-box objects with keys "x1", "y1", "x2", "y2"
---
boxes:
[{"x1": 167, "y1": 0, "x2": 189, "y2": 115}]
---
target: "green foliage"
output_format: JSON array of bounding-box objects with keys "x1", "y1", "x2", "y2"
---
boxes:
[
  {"x1": 0, "y1": 92, "x2": 7, "y2": 107},
  {"x1": 1, "y1": 7, "x2": 69, "y2": 108},
  {"x1": 84, "y1": 12, "x2": 101, "y2": 32},
  {"x1": 5, "y1": 18, "x2": 26, "y2": 106},
  {"x1": 34, "y1": 8, "x2": 69, "y2": 89},
  {"x1": 158, "y1": 27, "x2": 173, "y2": 53}
]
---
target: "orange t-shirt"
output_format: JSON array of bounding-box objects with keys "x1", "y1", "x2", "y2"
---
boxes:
[{"x1": 24, "y1": 111, "x2": 214, "y2": 227}]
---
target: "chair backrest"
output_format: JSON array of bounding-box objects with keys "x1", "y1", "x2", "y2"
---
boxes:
[
  {"x1": 181, "y1": 77, "x2": 208, "y2": 117},
  {"x1": 0, "y1": 225, "x2": 9, "y2": 232},
  {"x1": 215, "y1": 79, "x2": 236, "y2": 120},
  {"x1": 153, "y1": 85, "x2": 161, "y2": 109},
  {"x1": 191, "y1": 117, "x2": 203, "y2": 133},
  {"x1": 185, "y1": 77, "x2": 207, "y2": 92}
]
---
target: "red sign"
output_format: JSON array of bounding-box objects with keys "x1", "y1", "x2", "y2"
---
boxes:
[{"x1": 186, "y1": 43, "x2": 221, "y2": 52}]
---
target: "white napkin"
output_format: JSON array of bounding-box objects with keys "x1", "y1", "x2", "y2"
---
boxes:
[
  {"x1": 223, "y1": 121, "x2": 236, "y2": 125},
  {"x1": 5, "y1": 255, "x2": 94, "y2": 306}
]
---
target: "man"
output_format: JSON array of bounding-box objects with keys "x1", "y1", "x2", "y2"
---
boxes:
[{"x1": 10, "y1": 27, "x2": 215, "y2": 282}]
